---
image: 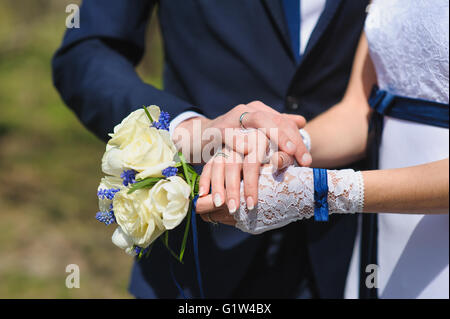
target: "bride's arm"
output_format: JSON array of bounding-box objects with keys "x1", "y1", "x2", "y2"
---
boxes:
[
  {"x1": 196, "y1": 159, "x2": 449, "y2": 233},
  {"x1": 363, "y1": 159, "x2": 449, "y2": 214},
  {"x1": 301, "y1": 33, "x2": 377, "y2": 168}
]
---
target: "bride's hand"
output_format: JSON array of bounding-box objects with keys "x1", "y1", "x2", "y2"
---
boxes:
[
  {"x1": 196, "y1": 138, "x2": 292, "y2": 225},
  {"x1": 197, "y1": 145, "x2": 246, "y2": 220}
]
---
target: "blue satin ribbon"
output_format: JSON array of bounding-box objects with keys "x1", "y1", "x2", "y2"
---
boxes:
[
  {"x1": 367, "y1": 85, "x2": 449, "y2": 169},
  {"x1": 313, "y1": 168, "x2": 329, "y2": 222},
  {"x1": 169, "y1": 261, "x2": 187, "y2": 299},
  {"x1": 169, "y1": 195, "x2": 205, "y2": 299},
  {"x1": 369, "y1": 86, "x2": 449, "y2": 129},
  {"x1": 191, "y1": 195, "x2": 205, "y2": 298}
]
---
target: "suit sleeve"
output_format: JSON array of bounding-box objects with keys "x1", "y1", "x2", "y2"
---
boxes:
[{"x1": 52, "y1": 0, "x2": 197, "y2": 141}]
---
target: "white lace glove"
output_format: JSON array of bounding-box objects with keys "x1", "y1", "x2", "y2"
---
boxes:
[{"x1": 233, "y1": 165, "x2": 365, "y2": 234}]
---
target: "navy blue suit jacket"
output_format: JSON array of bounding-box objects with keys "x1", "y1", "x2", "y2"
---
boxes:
[{"x1": 53, "y1": 0, "x2": 369, "y2": 298}]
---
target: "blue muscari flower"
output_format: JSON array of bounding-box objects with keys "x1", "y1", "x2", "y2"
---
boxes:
[
  {"x1": 95, "y1": 208, "x2": 116, "y2": 225},
  {"x1": 152, "y1": 111, "x2": 170, "y2": 131},
  {"x1": 97, "y1": 188, "x2": 120, "y2": 200},
  {"x1": 162, "y1": 166, "x2": 178, "y2": 178},
  {"x1": 134, "y1": 245, "x2": 151, "y2": 255},
  {"x1": 121, "y1": 169, "x2": 137, "y2": 186}
]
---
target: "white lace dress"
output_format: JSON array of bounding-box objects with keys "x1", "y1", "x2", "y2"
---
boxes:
[{"x1": 344, "y1": 0, "x2": 449, "y2": 299}]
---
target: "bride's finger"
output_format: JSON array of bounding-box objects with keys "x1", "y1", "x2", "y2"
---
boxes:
[
  {"x1": 211, "y1": 154, "x2": 226, "y2": 208},
  {"x1": 198, "y1": 161, "x2": 212, "y2": 197},
  {"x1": 242, "y1": 154, "x2": 260, "y2": 210},
  {"x1": 225, "y1": 153, "x2": 243, "y2": 214}
]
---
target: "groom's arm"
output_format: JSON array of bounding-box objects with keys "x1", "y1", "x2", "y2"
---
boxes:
[{"x1": 52, "y1": 0, "x2": 199, "y2": 142}]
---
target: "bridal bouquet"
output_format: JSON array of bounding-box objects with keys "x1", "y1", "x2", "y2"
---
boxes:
[{"x1": 95, "y1": 105, "x2": 199, "y2": 260}]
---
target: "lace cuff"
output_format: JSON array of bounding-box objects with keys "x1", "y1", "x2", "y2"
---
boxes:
[{"x1": 233, "y1": 166, "x2": 365, "y2": 234}]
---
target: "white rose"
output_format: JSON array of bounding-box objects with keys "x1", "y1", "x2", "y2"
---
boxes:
[
  {"x1": 150, "y1": 176, "x2": 191, "y2": 230},
  {"x1": 101, "y1": 106, "x2": 177, "y2": 178},
  {"x1": 97, "y1": 175, "x2": 123, "y2": 212},
  {"x1": 108, "y1": 106, "x2": 160, "y2": 146},
  {"x1": 113, "y1": 188, "x2": 165, "y2": 248},
  {"x1": 122, "y1": 128, "x2": 176, "y2": 179},
  {"x1": 101, "y1": 146, "x2": 126, "y2": 179},
  {"x1": 111, "y1": 226, "x2": 136, "y2": 255}
]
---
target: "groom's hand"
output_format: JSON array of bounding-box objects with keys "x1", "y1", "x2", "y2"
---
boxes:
[
  {"x1": 206, "y1": 101, "x2": 310, "y2": 166},
  {"x1": 174, "y1": 101, "x2": 311, "y2": 166}
]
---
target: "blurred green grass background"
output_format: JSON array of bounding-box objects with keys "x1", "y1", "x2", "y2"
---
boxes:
[{"x1": 0, "y1": 0, "x2": 163, "y2": 298}]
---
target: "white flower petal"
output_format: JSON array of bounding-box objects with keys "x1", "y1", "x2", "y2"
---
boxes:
[{"x1": 112, "y1": 226, "x2": 134, "y2": 250}]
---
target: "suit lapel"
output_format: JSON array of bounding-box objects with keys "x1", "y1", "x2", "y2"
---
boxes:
[
  {"x1": 300, "y1": 0, "x2": 343, "y2": 64},
  {"x1": 261, "y1": 0, "x2": 295, "y2": 62}
]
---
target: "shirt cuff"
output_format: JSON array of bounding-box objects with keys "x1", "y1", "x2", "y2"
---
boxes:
[
  {"x1": 299, "y1": 129, "x2": 311, "y2": 152},
  {"x1": 169, "y1": 111, "x2": 205, "y2": 137}
]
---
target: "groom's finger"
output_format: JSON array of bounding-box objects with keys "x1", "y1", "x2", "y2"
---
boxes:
[
  {"x1": 247, "y1": 101, "x2": 306, "y2": 128},
  {"x1": 210, "y1": 211, "x2": 236, "y2": 226},
  {"x1": 242, "y1": 111, "x2": 297, "y2": 156},
  {"x1": 283, "y1": 114, "x2": 306, "y2": 128},
  {"x1": 270, "y1": 151, "x2": 294, "y2": 170},
  {"x1": 196, "y1": 197, "x2": 235, "y2": 225},
  {"x1": 247, "y1": 100, "x2": 280, "y2": 114},
  {"x1": 245, "y1": 111, "x2": 311, "y2": 166},
  {"x1": 196, "y1": 195, "x2": 216, "y2": 214}
]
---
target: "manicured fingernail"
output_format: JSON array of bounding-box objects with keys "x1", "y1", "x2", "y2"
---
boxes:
[
  {"x1": 198, "y1": 186, "x2": 206, "y2": 196},
  {"x1": 214, "y1": 193, "x2": 223, "y2": 207},
  {"x1": 228, "y1": 199, "x2": 237, "y2": 214},
  {"x1": 246, "y1": 197, "x2": 254, "y2": 210},
  {"x1": 286, "y1": 141, "x2": 295, "y2": 152},
  {"x1": 301, "y1": 153, "x2": 312, "y2": 166}
]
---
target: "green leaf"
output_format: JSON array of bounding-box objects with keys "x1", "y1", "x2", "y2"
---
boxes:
[
  {"x1": 164, "y1": 231, "x2": 169, "y2": 246},
  {"x1": 144, "y1": 244, "x2": 154, "y2": 259},
  {"x1": 178, "y1": 152, "x2": 191, "y2": 186},
  {"x1": 178, "y1": 204, "x2": 192, "y2": 263},
  {"x1": 142, "y1": 105, "x2": 154, "y2": 122},
  {"x1": 127, "y1": 177, "x2": 163, "y2": 194},
  {"x1": 160, "y1": 232, "x2": 182, "y2": 263},
  {"x1": 193, "y1": 177, "x2": 199, "y2": 195},
  {"x1": 190, "y1": 172, "x2": 198, "y2": 198}
]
